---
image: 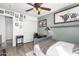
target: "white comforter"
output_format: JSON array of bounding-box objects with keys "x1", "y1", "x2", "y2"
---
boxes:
[{"x1": 34, "y1": 41, "x2": 79, "y2": 56}]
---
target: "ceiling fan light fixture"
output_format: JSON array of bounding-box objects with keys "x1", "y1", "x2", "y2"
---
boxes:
[
  {"x1": 33, "y1": 8, "x2": 41, "y2": 14},
  {"x1": 33, "y1": 8, "x2": 36, "y2": 12},
  {"x1": 33, "y1": 8, "x2": 41, "y2": 12},
  {"x1": 38, "y1": 8, "x2": 42, "y2": 11},
  {"x1": 33, "y1": 9, "x2": 38, "y2": 13},
  {"x1": 26, "y1": 3, "x2": 51, "y2": 15},
  {"x1": 36, "y1": 11, "x2": 38, "y2": 14}
]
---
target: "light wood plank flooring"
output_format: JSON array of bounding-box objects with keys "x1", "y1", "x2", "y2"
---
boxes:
[{"x1": 6, "y1": 42, "x2": 33, "y2": 56}]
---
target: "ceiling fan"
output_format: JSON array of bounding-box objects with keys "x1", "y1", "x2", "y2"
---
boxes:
[{"x1": 25, "y1": 3, "x2": 51, "y2": 15}]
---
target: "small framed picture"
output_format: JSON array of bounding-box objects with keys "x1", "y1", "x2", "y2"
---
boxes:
[
  {"x1": 19, "y1": 14, "x2": 23, "y2": 21},
  {"x1": 0, "y1": 9, "x2": 4, "y2": 14},
  {"x1": 15, "y1": 13, "x2": 19, "y2": 18},
  {"x1": 9, "y1": 11, "x2": 14, "y2": 16},
  {"x1": 5, "y1": 10, "x2": 9, "y2": 14},
  {"x1": 15, "y1": 22, "x2": 19, "y2": 26},
  {"x1": 39, "y1": 19, "x2": 47, "y2": 27}
]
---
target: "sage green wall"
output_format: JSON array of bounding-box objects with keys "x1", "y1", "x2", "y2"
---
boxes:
[
  {"x1": 38, "y1": 13, "x2": 54, "y2": 35},
  {"x1": 54, "y1": 27, "x2": 79, "y2": 44},
  {"x1": 38, "y1": 3, "x2": 79, "y2": 44}
]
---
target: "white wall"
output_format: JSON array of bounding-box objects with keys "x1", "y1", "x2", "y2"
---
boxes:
[
  {"x1": 38, "y1": 13, "x2": 54, "y2": 36},
  {"x1": 23, "y1": 15, "x2": 37, "y2": 43},
  {"x1": 13, "y1": 17, "x2": 23, "y2": 46},
  {"x1": 13, "y1": 15, "x2": 38, "y2": 46},
  {"x1": 0, "y1": 8, "x2": 38, "y2": 47},
  {"x1": 0, "y1": 15, "x2": 5, "y2": 43}
]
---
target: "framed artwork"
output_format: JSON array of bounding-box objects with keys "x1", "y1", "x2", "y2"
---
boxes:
[
  {"x1": 24, "y1": 15, "x2": 26, "y2": 19},
  {"x1": 15, "y1": 13, "x2": 19, "y2": 18},
  {"x1": 5, "y1": 10, "x2": 10, "y2": 14},
  {"x1": 5, "y1": 10, "x2": 14, "y2": 16},
  {"x1": 39, "y1": 19, "x2": 47, "y2": 27},
  {"x1": 0, "y1": 9, "x2": 4, "y2": 14},
  {"x1": 9, "y1": 11, "x2": 14, "y2": 16},
  {"x1": 15, "y1": 22, "x2": 19, "y2": 26},
  {"x1": 54, "y1": 5, "x2": 79, "y2": 24},
  {"x1": 19, "y1": 14, "x2": 23, "y2": 21}
]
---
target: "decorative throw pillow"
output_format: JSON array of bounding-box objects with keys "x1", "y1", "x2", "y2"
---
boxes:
[{"x1": 72, "y1": 44, "x2": 79, "y2": 54}]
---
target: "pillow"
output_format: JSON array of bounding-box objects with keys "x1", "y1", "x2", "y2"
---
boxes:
[{"x1": 72, "y1": 44, "x2": 79, "y2": 54}]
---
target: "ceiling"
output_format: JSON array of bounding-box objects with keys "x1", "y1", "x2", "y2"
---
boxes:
[{"x1": 0, "y1": 3, "x2": 73, "y2": 17}]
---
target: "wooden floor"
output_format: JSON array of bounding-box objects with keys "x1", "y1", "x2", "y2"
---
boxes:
[
  {"x1": 6, "y1": 42, "x2": 33, "y2": 56},
  {"x1": 39, "y1": 38, "x2": 58, "y2": 54},
  {"x1": 1, "y1": 38, "x2": 58, "y2": 56}
]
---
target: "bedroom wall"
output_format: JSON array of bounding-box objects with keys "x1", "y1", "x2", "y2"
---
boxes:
[
  {"x1": 13, "y1": 15, "x2": 38, "y2": 46},
  {"x1": 0, "y1": 14, "x2": 37, "y2": 47},
  {"x1": 0, "y1": 8, "x2": 38, "y2": 47},
  {"x1": 38, "y1": 13, "x2": 54, "y2": 35},
  {"x1": 38, "y1": 3, "x2": 79, "y2": 44},
  {"x1": 23, "y1": 15, "x2": 37, "y2": 43}
]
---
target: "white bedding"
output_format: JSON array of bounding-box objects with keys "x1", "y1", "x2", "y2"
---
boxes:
[
  {"x1": 34, "y1": 41, "x2": 79, "y2": 56},
  {"x1": 34, "y1": 44, "x2": 45, "y2": 56}
]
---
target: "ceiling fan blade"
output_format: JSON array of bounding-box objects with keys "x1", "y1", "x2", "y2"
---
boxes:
[
  {"x1": 38, "y1": 3, "x2": 43, "y2": 6},
  {"x1": 25, "y1": 8, "x2": 33, "y2": 12},
  {"x1": 40, "y1": 7, "x2": 51, "y2": 11},
  {"x1": 27, "y1": 3, "x2": 34, "y2": 6},
  {"x1": 35, "y1": 3, "x2": 43, "y2": 6}
]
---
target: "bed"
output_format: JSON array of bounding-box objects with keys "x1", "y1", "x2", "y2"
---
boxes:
[{"x1": 34, "y1": 41, "x2": 79, "y2": 56}]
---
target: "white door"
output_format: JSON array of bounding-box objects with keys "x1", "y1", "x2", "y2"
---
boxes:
[{"x1": 5, "y1": 16, "x2": 13, "y2": 40}]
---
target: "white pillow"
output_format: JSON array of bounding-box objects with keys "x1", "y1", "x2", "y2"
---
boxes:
[
  {"x1": 34, "y1": 44, "x2": 45, "y2": 56},
  {"x1": 72, "y1": 44, "x2": 79, "y2": 54}
]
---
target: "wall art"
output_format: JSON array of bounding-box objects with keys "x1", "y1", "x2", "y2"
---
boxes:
[{"x1": 54, "y1": 5, "x2": 79, "y2": 24}]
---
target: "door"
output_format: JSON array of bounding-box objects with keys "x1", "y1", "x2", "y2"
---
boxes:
[{"x1": 5, "y1": 16, "x2": 13, "y2": 47}]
